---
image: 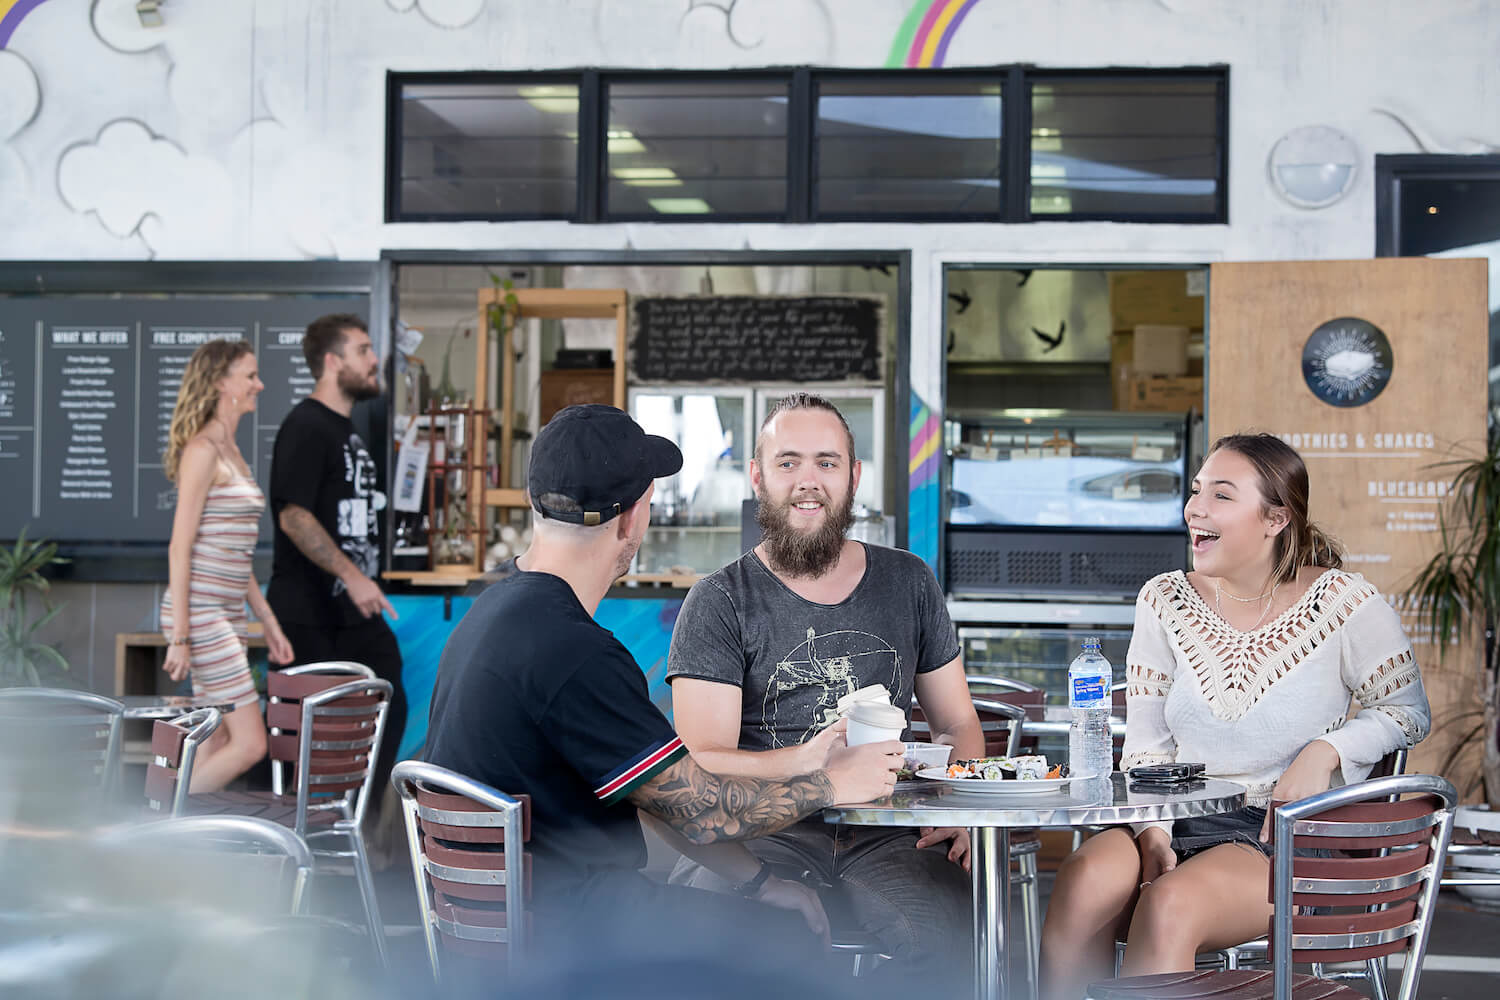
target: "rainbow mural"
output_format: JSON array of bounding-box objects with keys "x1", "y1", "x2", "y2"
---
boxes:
[
  {"x1": 886, "y1": 0, "x2": 984, "y2": 68},
  {"x1": 0, "y1": 0, "x2": 47, "y2": 49},
  {"x1": 908, "y1": 394, "x2": 943, "y2": 569}
]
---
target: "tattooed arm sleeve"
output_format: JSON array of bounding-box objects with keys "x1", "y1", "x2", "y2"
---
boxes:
[{"x1": 626, "y1": 753, "x2": 834, "y2": 846}]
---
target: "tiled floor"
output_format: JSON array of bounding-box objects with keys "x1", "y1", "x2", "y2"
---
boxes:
[{"x1": 341, "y1": 855, "x2": 1500, "y2": 998}]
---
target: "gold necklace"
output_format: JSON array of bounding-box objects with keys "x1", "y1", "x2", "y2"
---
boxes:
[
  {"x1": 1217, "y1": 581, "x2": 1273, "y2": 602},
  {"x1": 1216, "y1": 579, "x2": 1280, "y2": 630}
]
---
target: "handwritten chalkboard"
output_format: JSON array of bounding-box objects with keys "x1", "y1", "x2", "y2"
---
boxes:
[{"x1": 629, "y1": 295, "x2": 884, "y2": 384}]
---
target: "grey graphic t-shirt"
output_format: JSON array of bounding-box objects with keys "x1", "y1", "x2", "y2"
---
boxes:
[{"x1": 666, "y1": 544, "x2": 961, "y2": 751}]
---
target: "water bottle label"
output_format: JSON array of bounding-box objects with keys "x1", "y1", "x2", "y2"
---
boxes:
[{"x1": 1070, "y1": 674, "x2": 1107, "y2": 707}]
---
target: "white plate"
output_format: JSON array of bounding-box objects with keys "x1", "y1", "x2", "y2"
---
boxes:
[{"x1": 915, "y1": 766, "x2": 1079, "y2": 795}]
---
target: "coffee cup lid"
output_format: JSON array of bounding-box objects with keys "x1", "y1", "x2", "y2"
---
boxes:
[
  {"x1": 848, "y1": 701, "x2": 905, "y2": 728},
  {"x1": 837, "y1": 684, "x2": 891, "y2": 716}
]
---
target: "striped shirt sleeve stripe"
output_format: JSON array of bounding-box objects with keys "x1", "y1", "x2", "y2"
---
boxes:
[{"x1": 595, "y1": 736, "x2": 688, "y2": 806}]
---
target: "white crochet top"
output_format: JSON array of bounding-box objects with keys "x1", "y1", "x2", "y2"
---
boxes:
[{"x1": 1121, "y1": 569, "x2": 1430, "y2": 826}]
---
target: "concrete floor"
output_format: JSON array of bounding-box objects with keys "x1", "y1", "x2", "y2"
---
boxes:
[{"x1": 336, "y1": 855, "x2": 1500, "y2": 998}]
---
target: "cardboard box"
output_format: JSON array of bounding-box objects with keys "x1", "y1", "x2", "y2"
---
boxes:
[
  {"x1": 1124, "y1": 374, "x2": 1203, "y2": 412},
  {"x1": 1131, "y1": 324, "x2": 1189, "y2": 376},
  {"x1": 1109, "y1": 271, "x2": 1205, "y2": 330},
  {"x1": 539, "y1": 368, "x2": 614, "y2": 424}
]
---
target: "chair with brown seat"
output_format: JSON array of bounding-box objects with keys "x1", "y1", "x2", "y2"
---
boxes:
[
  {"x1": 1087, "y1": 772, "x2": 1457, "y2": 1000},
  {"x1": 143, "y1": 707, "x2": 221, "y2": 816},
  {"x1": 191, "y1": 663, "x2": 392, "y2": 966},
  {"x1": 390, "y1": 760, "x2": 531, "y2": 983}
]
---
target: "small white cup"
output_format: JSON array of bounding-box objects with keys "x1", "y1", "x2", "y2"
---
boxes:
[
  {"x1": 845, "y1": 701, "x2": 906, "y2": 746},
  {"x1": 837, "y1": 684, "x2": 892, "y2": 718}
]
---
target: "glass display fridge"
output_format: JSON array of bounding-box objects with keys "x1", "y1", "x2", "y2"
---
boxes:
[{"x1": 944, "y1": 409, "x2": 1190, "y2": 599}]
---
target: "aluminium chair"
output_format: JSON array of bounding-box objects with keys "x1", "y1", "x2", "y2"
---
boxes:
[
  {"x1": 191, "y1": 664, "x2": 392, "y2": 966},
  {"x1": 1088, "y1": 772, "x2": 1457, "y2": 1000},
  {"x1": 101, "y1": 813, "x2": 315, "y2": 915},
  {"x1": 143, "y1": 707, "x2": 220, "y2": 816},
  {"x1": 0, "y1": 688, "x2": 124, "y2": 824},
  {"x1": 391, "y1": 760, "x2": 531, "y2": 982}
]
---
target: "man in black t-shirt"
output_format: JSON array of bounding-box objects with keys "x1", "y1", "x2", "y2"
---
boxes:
[
  {"x1": 266, "y1": 314, "x2": 405, "y2": 801},
  {"x1": 425, "y1": 405, "x2": 902, "y2": 980}
]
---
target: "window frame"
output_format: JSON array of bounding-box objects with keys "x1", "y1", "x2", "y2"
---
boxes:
[
  {"x1": 384, "y1": 70, "x2": 586, "y2": 223},
  {"x1": 385, "y1": 66, "x2": 1229, "y2": 225},
  {"x1": 1023, "y1": 67, "x2": 1229, "y2": 225}
]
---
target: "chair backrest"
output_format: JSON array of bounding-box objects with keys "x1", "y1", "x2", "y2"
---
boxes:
[
  {"x1": 266, "y1": 668, "x2": 392, "y2": 835},
  {"x1": 964, "y1": 680, "x2": 1047, "y2": 755},
  {"x1": 101, "y1": 814, "x2": 314, "y2": 914},
  {"x1": 144, "y1": 707, "x2": 221, "y2": 817},
  {"x1": 391, "y1": 760, "x2": 532, "y2": 981},
  {"x1": 1269, "y1": 773, "x2": 1456, "y2": 1000},
  {"x1": 0, "y1": 688, "x2": 124, "y2": 810},
  {"x1": 908, "y1": 695, "x2": 1025, "y2": 757}
]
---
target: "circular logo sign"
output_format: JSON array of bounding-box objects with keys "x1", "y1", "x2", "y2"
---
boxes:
[{"x1": 1301, "y1": 317, "x2": 1393, "y2": 407}]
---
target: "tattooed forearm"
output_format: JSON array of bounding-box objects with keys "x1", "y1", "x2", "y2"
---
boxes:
[
  {"x1": 279, "y1": 505, "x2": 360, "y2": 580},
  {"x1": 628, "y1": 755, "x2": 835, "y2": 845}
]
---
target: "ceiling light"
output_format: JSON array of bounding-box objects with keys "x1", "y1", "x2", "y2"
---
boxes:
[
  {"x1": 607, "y1": 129, "x2": 647, "y2": 153},
  {"x1": 517, "y1": 86, "x2": 579, "y2": 115},
  {"x1": 611, "y1": 167, "x2": 679, "y2": 180},
  {"x1": 623, "y1": 179, "x2": 684, "y2": 187},
  {"x1": 1427, "y1": 206, "x2": 1439, "y2": 215},
  {"x1": 648, "y1": 198, "x2": 712, "y2": 214}
]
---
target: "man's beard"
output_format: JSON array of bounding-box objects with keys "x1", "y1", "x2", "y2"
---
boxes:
[
  {"x1": 339, "y1": 367, "x2": 381, "y2": 401},
  {"x1": 755, "y1": 482, "x2": 855, "y2": 578}
]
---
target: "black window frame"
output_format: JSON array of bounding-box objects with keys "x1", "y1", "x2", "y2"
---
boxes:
[
  {"x1": 385, "y1": 70, "x2": 587, "y2": 224},
  {"x1": 808, "y1": 66, "x2": 1015, "y2": 224},
  {"x1": 385, "y1": 65, "x2": 1229, "y2": 225},
  {"x1": 1375, "y1": 153, "x2": 1500, "y2": 257},
  {"x1": 1024, "y1": 67, "x2": 1229, "y2": 225}
]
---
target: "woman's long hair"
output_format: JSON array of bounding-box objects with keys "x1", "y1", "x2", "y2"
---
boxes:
[
  {"x1": 163, "y1": 340, "x2": 253, "y2": 482},
  {"x1": 1207, "y1": 433, "x2": 1344, "y2": 584}
]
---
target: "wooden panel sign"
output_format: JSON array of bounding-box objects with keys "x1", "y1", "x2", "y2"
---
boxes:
[
  {"x1": 1208, "y1": 257, "x2": 1489, "y2": 787},
  {"x1": 629, "y1": 294, "x2": 884, "y2": 384}
]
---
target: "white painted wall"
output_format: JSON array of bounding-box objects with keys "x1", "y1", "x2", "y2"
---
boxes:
[{"x1": 2, "y1": 0, "x2": 1497, "y2": 405}]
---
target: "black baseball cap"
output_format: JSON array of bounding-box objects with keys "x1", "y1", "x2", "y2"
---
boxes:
[{"x1": 528, "y1": 405, "x2": 683, "y2": 526}]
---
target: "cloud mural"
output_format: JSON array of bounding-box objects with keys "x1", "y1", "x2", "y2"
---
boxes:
[
  {"x1": 385, "y1": 0, "x2": 486, "y2": 29},
  {"x1": 57, "y1": 119, "x2": 234, "y2": 257},
  {"x1": 0, "y1": 49, "x2": 39, "y2": 137}
]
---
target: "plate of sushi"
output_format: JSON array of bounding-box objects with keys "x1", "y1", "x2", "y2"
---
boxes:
[{"x1": 915, "y1": 755, "x2": 1084, "y2": 794}]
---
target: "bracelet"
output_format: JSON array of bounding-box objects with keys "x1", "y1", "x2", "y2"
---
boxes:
[
  {"x1": 168, "y1": 637, "x2": 191, "y2": 646},
  {"x1": 732, "y1": 861, "x2": 774, "y2": 898}
]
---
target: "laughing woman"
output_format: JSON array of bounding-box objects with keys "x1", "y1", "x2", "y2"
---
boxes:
[
  {"x1": 1039, "y1": 433, "x2": 1431, "y2": 1000},
  {"x1": 161, "y1": 339, "x2": 294, "y2": 792}
]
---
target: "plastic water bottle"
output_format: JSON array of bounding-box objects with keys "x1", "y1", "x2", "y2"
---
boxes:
[{"x1": 1068, "y1": 636, "x2": 1114, "y2": 779}]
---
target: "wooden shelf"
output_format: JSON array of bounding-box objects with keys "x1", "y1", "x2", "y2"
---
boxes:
[
  {"x1": 485, "y1": 487, "x2": 528, "y2": 507},
  {"x1": 615, "y1": 572, "x2": 702, "y2": 589},
  {"x1": 383, "y1": 569, "x2": 484, "y2": 586}
]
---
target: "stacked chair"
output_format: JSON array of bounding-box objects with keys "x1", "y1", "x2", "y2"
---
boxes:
[
  {"x1": 190, "y1": 662, "x2": 393, "y2": 966},
  {"x1": 143, "y1": 706, "x2": 221, "y2": 816}
]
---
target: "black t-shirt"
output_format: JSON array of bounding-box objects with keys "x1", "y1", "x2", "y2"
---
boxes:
[
  {"x1": 424, "y1": 569, "x2": 687, "y2": 900},
  {"x1": 267, "y1": 398, "x2": 386, "y2": 627}
]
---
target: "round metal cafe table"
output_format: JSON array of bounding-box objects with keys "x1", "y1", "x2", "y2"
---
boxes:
[{"x1": 824, "y1": 773, "x2": 1247, "y2": 1000}]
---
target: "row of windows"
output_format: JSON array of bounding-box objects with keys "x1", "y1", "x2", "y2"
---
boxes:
[{"x1": 387, "y1": 67, "x2": 1227, "y2": 225}]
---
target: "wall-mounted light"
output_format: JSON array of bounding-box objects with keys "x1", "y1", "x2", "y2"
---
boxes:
[
  {"x1": 136, "y1": 1, "x2": 165, "y2": 28},
  {"x1": 1268, "y1": 125, "x2": 1360, "y2": 209}
]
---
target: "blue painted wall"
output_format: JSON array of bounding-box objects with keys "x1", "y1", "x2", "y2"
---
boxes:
[{"x1": 388, "y1": 593, "x2": 684, "y2": 760}]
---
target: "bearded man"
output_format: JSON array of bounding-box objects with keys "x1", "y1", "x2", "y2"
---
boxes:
[
  {"x1": 665, "y1": 392, "x2": 983, "y2": 990},
  {"x1": 266, "y1": 313, "x2": 405, "y2": 800}
]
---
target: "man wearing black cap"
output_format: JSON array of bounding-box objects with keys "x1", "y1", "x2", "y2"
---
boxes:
[{"x1": 423, "y1": 405, "x2": 902, "y2": 978}]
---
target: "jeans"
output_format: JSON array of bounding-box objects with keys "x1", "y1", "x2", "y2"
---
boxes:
[{"x1": 670, "y1": 820, "x2": 972, "y2": 991}]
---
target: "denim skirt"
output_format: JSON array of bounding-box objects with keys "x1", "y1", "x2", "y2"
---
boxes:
[{"x1": 1171, "y1": 806, "x2": 1271, "y2": 861}]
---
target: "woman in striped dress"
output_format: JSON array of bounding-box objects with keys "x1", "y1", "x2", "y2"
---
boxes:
[{"x1": 162, "y1": 339, "x2": 294, "y2": 792}]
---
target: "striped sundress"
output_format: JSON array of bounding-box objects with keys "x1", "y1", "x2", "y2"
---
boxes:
[{"x1": 160, "y1": 475, "x2": 265, "y2": 710}]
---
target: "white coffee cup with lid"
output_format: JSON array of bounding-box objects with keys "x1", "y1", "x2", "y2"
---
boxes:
[
  {"x1": 845, "y1": 700, "x2": 907, "y2": 746},
  {"x1": 837, "y1": 684, "x2": 892, "y2": 718}
]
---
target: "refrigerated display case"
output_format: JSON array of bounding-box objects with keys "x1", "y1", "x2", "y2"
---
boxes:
[{"x1": 944, "y1": 409, "x2": 1190, "y2": 598}]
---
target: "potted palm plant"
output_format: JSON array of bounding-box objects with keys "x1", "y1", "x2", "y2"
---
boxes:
[
  {"x1": 1405, "y1": 427, "x2": 1500, "y2": 804},
  {"x1": 0, "y1": 528, "x2": 69, "y2": 687}
]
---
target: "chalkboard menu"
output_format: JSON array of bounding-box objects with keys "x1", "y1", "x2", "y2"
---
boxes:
[
  {"x1": 629, "y1": 295, "x2": 884, "y2": 384},
  {"x1": 0, "y1": 296, "x2": 366, "y2": 545}
]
